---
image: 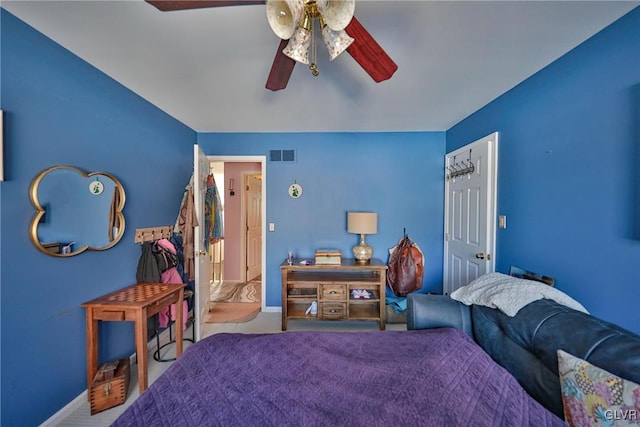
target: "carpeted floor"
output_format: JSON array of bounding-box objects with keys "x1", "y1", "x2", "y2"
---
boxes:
[{"x1": 207, "y1": 280, "x2": 261, "y2": 323}]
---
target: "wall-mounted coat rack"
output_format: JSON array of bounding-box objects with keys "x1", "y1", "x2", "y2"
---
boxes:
[
  {"x1": 446, "y1": 149, "x2": 475, "y2": 180},
  {"x1": 134, "y1": 226, "x2": 173, "y2": 244}
]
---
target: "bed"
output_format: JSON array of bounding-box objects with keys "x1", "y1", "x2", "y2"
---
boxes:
[{"x1": 113, "y1": 326, "x2": 564, "y2": 426}]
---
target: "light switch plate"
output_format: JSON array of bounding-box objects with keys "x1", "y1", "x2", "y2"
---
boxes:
[
  {"x1": 269, "y1": 223, "x2": 275, "y2": 232},
  {"x1": 498, "y1": 215, "x2": 507, "y2": 229}
]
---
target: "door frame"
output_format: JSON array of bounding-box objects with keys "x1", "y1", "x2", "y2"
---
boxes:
[
  {"x1": 207, "y1": 155, "x2": 267, "y2": 311},
  {"x1": 443, "y1": 132, "x2": 498, "y2": 293}
]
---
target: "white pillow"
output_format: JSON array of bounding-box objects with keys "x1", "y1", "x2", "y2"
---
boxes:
[{"x1": 450, "y1": 272, "x2": 588, "y2": 316}]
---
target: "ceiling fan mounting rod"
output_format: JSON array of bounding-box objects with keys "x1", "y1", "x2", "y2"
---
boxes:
[{"x1": 304, "y1": 0, "x2": 320, "y2": 19}]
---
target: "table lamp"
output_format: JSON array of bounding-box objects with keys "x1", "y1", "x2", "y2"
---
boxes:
[{"x1": 347, "y1": 212, "x2": 378, "y2": 264}]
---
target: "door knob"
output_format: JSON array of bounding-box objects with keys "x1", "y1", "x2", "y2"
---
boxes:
[
  {"x1": 475, "y1": 253, "x2": 486, "y2": 260},
  {"x1": 198, "y1": 250, "x2": 207, "y2": 256}
]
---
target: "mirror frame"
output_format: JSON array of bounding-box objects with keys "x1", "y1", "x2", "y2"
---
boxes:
[{"x1": 29, "y1": 165, "x2": 126, "y2": 257}]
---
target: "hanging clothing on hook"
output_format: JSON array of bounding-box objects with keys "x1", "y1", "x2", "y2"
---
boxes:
[
  {"x1": 156, "y1": 238, "x2": 188, "y2": 331},
  {"x1": 136, "y1": 241, "x2": 162, "y2": 283},
  {"x1": 387, "y1": 233, "x2": 425, "y2": 297},
  {"x1": 205, "y1": 174, "x2": 224, "y2": 247},
  {"x1": 175, "y1": 175, "x2": 198, "y2": 281}
]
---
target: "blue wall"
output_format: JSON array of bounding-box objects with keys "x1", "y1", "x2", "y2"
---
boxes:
[
  {"x1": 0, "y1": 10, "x2": 196, "y2": 425},
  {"x1": 198, "y1": 133, "x2": 446, "y2": 306},
  {"x1": 447, "y1": 7, "x2": 640, "y2": 334},
  {"x1": 2, "y1": 3, "x2": 639, "y2": 425}
]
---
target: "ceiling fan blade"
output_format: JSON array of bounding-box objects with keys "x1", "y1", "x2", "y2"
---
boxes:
[
  {"x1": 146, "y1": 1, "x2": 264, "y2": 12},
  {"x1": 345, "y1": 16, "x2": 398, "y2": 83},
  {"x1": 266, "y1": 39, "x2": 296, "y2": 91}
]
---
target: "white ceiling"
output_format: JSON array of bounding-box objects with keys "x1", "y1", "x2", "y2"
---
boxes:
[{"x1": 3, "y1": 1, "x2": 638, "y2": 132}]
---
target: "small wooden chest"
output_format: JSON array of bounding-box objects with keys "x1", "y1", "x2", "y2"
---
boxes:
[
  {"x1": 315, "y1": 249, "x2": 342, "y2": 265},
  {"x1": 89, "y1": 358, "x2": 130, "y2": 415}
]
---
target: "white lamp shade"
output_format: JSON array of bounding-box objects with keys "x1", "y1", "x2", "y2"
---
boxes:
[
  {"x1": 322, "y1": 27, "x2": 354, "y2": 60},
  {"x1": 317, "y1": 0, "x2": 355, "y2": 31},
  {"x1": 266, "y1": 0, "x2": 304, "y2": 40},
  {"x1": 283, "y1": 26, "x2": 311, "y2": 64},
  {"x1": 347, "y1": 212, "x2": 378, "y2": 235}
]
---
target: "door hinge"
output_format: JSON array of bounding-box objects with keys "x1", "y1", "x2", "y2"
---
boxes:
[{"x1": 445, "y1": 233, "x2": 449, "y2": 241}]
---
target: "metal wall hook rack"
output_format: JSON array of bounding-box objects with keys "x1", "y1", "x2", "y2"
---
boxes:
[{"x1": 446, "y1": 149, "x2": 475, "y2": 180}]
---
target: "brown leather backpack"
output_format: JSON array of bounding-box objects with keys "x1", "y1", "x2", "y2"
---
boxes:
[{"x1": 387, "y1": 236, "x2": 424, "y2": 296}]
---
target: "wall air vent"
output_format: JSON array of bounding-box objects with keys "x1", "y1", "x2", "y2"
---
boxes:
[
  {"x1": 269, "y1": 150, "x2": 282, "y2": 162},
  {"x1": 282, "y1": 150, "x2": 295, "y2": 162},
  {"x1": 269, "y1": 149, "x2": 296, "y2": 163}
]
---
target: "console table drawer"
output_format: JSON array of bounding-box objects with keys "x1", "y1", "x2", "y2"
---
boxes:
[
  {"x1": 321, "y1": 284, "x2": 346, "y2": 301},
  {"x1": 321, "y1": 303, "x2": 346, "y2": 320}
]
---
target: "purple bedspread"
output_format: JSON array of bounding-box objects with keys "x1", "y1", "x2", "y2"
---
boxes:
[{"x1": 112, "y1": 328, "x2": 564, "y2": 426}]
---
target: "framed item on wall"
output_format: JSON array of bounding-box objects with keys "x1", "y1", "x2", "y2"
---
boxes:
[{"x1": 288, "y1": 182, "x2": 303, "y2": 199}]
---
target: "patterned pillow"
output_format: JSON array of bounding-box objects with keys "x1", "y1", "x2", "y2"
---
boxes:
[{"x1": 557, "y1": 349, "x2": 640, "y2": 426}]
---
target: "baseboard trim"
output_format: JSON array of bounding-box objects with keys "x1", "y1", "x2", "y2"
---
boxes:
[
  {"x1": 39, "y1": 325, "x2": 177, "y2": 426},
  {"x1": 39, "y1": 389, "x2": 87, "y2": 427}
]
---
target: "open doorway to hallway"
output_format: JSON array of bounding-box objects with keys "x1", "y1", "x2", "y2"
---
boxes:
[{"x1": 207, "y1": 159, "x2": 264, "y2": 323}]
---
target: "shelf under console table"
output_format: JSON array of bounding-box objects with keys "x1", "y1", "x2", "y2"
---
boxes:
[{"x1": 280, "y1": 258, "x2": 387, "y2": 331}]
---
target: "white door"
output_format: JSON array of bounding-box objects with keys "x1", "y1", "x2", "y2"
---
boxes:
[
  {"x1": 443, "y1": 132, "x2": 498, "y2": 295},
  {"x1": 193, "y1": 144, "x2": 212, "y2": 341},
  {"x1": 245, "y1": 174, "x2": 262, "y2": 281}
]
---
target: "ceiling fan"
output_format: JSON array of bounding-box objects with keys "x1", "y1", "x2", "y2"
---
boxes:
[{"x1": 146, "y1": 0, "x2": 398, "y2": 91}]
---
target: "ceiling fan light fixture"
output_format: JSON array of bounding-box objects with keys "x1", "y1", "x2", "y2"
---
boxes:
[
  {"x1": 316, "y1": 0, "x2": 355, "y2": 31},
  {"x1": 322, "y1": 25, "x2": 354, "y2": 60},
  {"x1": 266, "y1": 0, "x2": 305, "y2": 40},
  {"x1": 283, "y1": 25, "x2": 312, "y2": 64}
]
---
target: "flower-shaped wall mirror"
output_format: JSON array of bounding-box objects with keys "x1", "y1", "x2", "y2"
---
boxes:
[{"x1": 29, "y1": 165, "x2": 126, "y2": 257}]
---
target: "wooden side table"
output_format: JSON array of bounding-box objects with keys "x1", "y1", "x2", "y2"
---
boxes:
[
  {"x1": 81, "y1": 283, "x2": 184, "y2": 395},
  {"x1": 281, "y1": 259, "x2": 387, "y2": 331}
]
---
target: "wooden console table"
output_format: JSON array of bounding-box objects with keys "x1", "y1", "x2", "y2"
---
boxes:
[
  {"x1": 81, "y1": 283, "x2": 184, "y2": 395},
  {"x1": 281, "y1": 259, "x2": 387, "y2": 331}
]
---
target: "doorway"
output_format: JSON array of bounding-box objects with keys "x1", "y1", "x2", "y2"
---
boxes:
[
  {"x1": 443, "y1": 132, "x2": 498, "y2": 295},
  {"x1": 193, "y1": 149, "x2": 266, "y2": 340},
  {"x1": 206, "y1": 157, "x2": 266, "y2": 310}
]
